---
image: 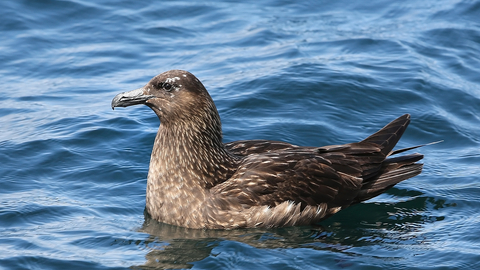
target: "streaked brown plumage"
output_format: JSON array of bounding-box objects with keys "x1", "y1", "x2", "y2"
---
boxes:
[{"x1": 111, "y1": 69, "x2": 425, "y2": 229}]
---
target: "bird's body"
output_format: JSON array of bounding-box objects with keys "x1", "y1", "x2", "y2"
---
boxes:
[{"x1": 112, "y1": 70, "x2": 425, "y2": 229}]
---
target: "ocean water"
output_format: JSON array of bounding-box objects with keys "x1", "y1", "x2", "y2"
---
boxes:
[{"x1": 1, "y1": 0, "x2": 480, "y2": 269}]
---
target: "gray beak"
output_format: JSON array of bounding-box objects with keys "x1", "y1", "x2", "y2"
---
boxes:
[{"x1": 111, "y1": 87, "x2": 155, "y2": 109}]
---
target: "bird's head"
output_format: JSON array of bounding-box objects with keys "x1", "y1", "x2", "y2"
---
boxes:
[{"x1": 112, "y1": 70, "x2": 219, "y2": 127}]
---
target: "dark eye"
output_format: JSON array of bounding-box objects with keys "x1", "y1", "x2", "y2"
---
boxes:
[{"x1": 163, "y1": 83, "x2": 172, "y2": 91}]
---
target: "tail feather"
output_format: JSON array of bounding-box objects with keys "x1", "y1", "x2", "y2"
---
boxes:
[
  {"x1": 355, "y1": 163, "x2": 423, "y2": 203},
  {"x1": 384, "y1": 153, "x2": 424, "y2": 164},
  {"x1": 389, "y1": 140, "x2": 443, "y2": 156},
  {"x1": 324, "y1": 114, "x2": 437, "y2": 206}
]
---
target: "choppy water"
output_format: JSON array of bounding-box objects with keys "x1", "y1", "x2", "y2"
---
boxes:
[{"x1": 1, "y1": 0, "x2": 480, "y2": 269}]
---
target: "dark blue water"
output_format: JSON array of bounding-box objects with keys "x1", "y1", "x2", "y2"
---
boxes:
[{"x1": 1, "y1": 0, "x2": 480, "y2": 269}]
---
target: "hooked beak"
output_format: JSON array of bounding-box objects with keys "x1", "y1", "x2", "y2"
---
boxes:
[{"x1": 111, "y1": 87, "x2": 155, "y2": 110}]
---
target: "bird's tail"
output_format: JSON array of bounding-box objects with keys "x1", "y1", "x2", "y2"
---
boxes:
[
  {"x1": 354, "y1": 153, "x2": 423, "y2": 203},
  {"x1": 353, "y1": 114, "x2": 441, "y2": 203}
]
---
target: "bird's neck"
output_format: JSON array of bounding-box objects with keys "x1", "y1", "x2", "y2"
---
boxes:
[{"x1": 148, "y1": 120, "x2": 237, "y2": 190}]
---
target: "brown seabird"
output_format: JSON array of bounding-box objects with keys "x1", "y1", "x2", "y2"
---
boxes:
[{"x1": 111, "y1": 69, "x2": 425, "y2": 229}]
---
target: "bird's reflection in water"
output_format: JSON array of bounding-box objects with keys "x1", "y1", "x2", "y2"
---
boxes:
[
  {"x1": 133, "y1": 194, "x2": 448, "y2": 269},
  {"x1": 135, "y1": 210, "x2": 336, "y2": 269}
]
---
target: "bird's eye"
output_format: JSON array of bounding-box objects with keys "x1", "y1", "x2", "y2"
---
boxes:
[{"x1": 163, "y1": 83, "x2": 172, "y2": 91}]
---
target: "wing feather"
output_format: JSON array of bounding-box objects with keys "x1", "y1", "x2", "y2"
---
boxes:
[{"x1": 211, "y1": 151, "x2": 363, "y2": 208}]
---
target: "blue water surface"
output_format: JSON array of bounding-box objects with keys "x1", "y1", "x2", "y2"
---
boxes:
[{"x1": 1, "y1": 0, "x2": 480, "y2": 269}]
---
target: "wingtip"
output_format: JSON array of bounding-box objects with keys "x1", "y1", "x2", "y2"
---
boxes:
[{"x1": 360, "y1": 114, "x2": 412, "y2": 155}]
